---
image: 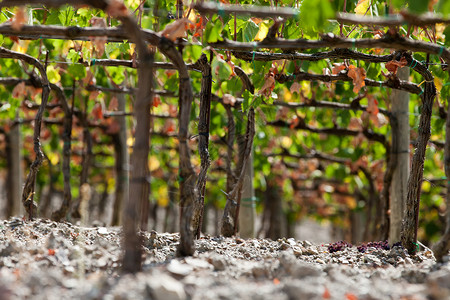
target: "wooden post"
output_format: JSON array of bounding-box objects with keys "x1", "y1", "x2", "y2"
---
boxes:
[
  {"x1": 238, "y1": 150, "x2": 256, "y2": 238},
  {"x1": 432, "y1": 101, "x2": 450, "y2": 262},
  {"x1": 111, "y1": 93, "x2": 129, "y2": 226},
  {"x1": 389, "y1": 66, "x2": 410, "y2": 244},
  {"x1": 7, "y1": 112, "x2": 23, "y2": 217}
]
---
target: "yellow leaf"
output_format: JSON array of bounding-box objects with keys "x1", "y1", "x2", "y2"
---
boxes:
[
  {"x1": 12, "y1": 40, "x2": 30, "y2": 54},
  {"x1": 125, "y1": 0, "x2": 140, "y2": 9},
  {"x1": 46, "y1": 66, "x2": 61, "y2": 84},
  {"x1": 47, "y1": 152, "x2": 59, "y2": 165},
  {"x1": 281, "y1": 136, "x2": 292, "y2": 148},
  {"x1": 422, "y1": 181, "x2": 431, "y2": 193},
  {"x1": 283, "y1": 87, "x2": 292, "y2": 102},
  {"x1": 346, "y1": 197, "x2": 357, "y2": 209},
  {"x1": 129, "y1": 44, "x2": 135, "y2": 56},
  {"x1": 301, "y1": 81, "x2": 311, "y2": 96},
  {"x1": 355, "y1": 0, "x2": 370, "y2": 15},
  {"x1": 254, "y1": 22, "x2": 269, "y2": 41},
  {"x1": 149, "y1": 155, "x2": 160, "y2": 172},
  {"x1": 157, "y1": 185, "x2": 169, "y2": 207},
  {"x1": 62, "y1": 40, "x2": 75, "y2": 56},
  {"x1": 127, "y1": 137, "x2": 134, "y2": 147}
]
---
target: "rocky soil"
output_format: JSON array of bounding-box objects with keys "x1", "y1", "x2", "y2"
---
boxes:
[{"x1": 0, "y1": 218, "x2": 449, "y2": 300}]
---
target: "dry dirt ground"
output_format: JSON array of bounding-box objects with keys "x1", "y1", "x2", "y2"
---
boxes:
[{"x1": 0, "y1": 218, "x2": 449, "y2": 300}]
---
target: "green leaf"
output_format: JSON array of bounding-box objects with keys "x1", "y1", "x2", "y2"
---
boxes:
[
  {"x1": 67, "y1": 64, "x2": 86, "y2": 80},
  {"x1": 59, "y1": 7, "x2": 75, "y2": 26},
  {"x1": 366, "y1": 62, "x2": 381, "y2": 79},
  {"x1": 46, "y1": 9, "x2": 62, "y2": 25},
  {"x1": 243, "y1": 19, "x2": 259, "y2": 42},
  {"x1": 204, "y1": 19, "x2": 223, "y2": 43},
  {"x1": 212, "y1": 58, "x2": 232, "y2": 81},
  {"x1": 409, "y1": 0, "x2": 429, "y2": 13},
  {"x1": 283, "y1": 19, "x2": 302, "y2": 39},
  {"x1": 299, "y1": 0, "x2": 334, "y2": 33},
  {"x1": 444, "y1": 26, "x2": 450, "y2": 47},
  {"x1": 66, "y1": 49, "x2": 80, "y2": 63},
  {"x1": 439, "y1": 0, "x2": 450, "y2": 15},
  {"x1": 252, "y1": 95, "x2": 263, "y2": 108},
  {"x1": 105, "y1": 43, "x2": 119, "y2": 57},
  {"x1": 242, "y1": 90, "x2": 253, "y2": 112},
  {"x1": 188, "y1": 45, "x2": 203, "y2": 63}
]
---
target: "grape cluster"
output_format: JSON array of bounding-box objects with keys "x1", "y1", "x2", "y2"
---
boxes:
[
  {"x1": 392, "y1": 241, "x2": 403, "y2": 248},
  {"x1": 356, "y1": 240, "x2": 390, "y2": 253},
  {"x1": 327, "y1": 240, "x2": 353, "y2": 253},
  {"x1": 327, "y1": 240, "x2": 399, "y2": 253}
]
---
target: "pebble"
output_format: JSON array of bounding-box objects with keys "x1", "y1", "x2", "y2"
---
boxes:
[
  {"x1": 97, "y1": 227, "x2": 108, "y2": 235},
  {"x1": 292, "y1": 246, "x2": 303, "y2": 257},
  {"x1": 167, "y1": 260, "x2": 193, "y2": 277},
  {"x1": 147, "y1": 273, "x2": 186, "y2": 300},
  {"x1": 0, "y1": 217, "x2": 445, "y2": 300}
]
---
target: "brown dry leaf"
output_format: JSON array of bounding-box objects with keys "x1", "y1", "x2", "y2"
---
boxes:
[
  {"x1": 91, "y1": 102, "x2": 103, "y2": 120},
  {"x1": 160, "y1": 18, "x2": 193, "y2": 41},
  {"x1": 289, "y1": 115, "x2": 301, "y2": 129},
  {"x1": 163, "y1": 119, "x2": 176, "y2": 134},
  {"x1": 251, "y1": 17, "x2": 263, "y2": 25},
  {"x1": 12, "y1": 7, "x2": 27, "y2": 31},
  {"x1": 385, "y1": 57, "x2": 408, "y2": 74},
  {"x1": 351, "y1": 131, "x2": 365, "y2": 148},
  {"x1": 275, "y1": 107, "x2": 289, "y2": 120},
  {"x1": 348, "y1": 117, "x2": 362, "y2": 131},
  {"x1": 90, "y1": 17, "x2": 106, "y2": 28},
  {"x1": 12, "y1": 81, "x2": 26, "y2": 98},
  {"x1": 222, "y1": 94, "x2": 236, "y2": 106},
  {"x1": 83, "y1": 69, "x2": 96, "y2": 86},
  {"x1": 289, "y1": 81, "x2": 302, "y2": 95},
  {"x1": 153, "y1": 95, "x2": 161, "y2": 107},
  {"x1": 26, "y1": 86, "x2": 42, "y2": 100},
  {"x1": 106, "y1": 0, "x2": 129, "y2": 17},
  {"x1": 258, "y1": 72, "x2": 275, "y2": 97},
  {"x1": 369, "y1": 112, "x2": 380, "y2": 127},
  {"x1": 89, "y1": 90, "x2": 100, "y2": 101},
  {"x1": 347, "y1": 65, "x2": 366, "y2": 93},
  {"x1": 367, "y1": 95, "x2": 379, "y2": 115},
  {"x1": 108, "y1": 96, "x2": 119, "y2": 111},
  {"x1": 227, "y1": 60, "x2": 236, "y2": 76},
  {"x1": 106, "y1": 118, "x2": 120, "y2": 134},
  {"x1": 90, "y1": 17, "x2": 107, "y2": 57},
  {"x1": 332, "y1": 63, "x2": 346, "y2": 75},
  {"x1": 168, "y1": 104, "x2": 178, "y2": 117},
  {"x1": 428, "y1": 0, "x2": 439, "y2": 11}
]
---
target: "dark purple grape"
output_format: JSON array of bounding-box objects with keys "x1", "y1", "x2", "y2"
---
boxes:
[{"x1": 327, "y1": 240, "x2": 352, "y2": 253}]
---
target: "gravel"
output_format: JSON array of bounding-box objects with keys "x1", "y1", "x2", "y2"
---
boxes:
[{"x1": 0, "y1": 218, "x2": 449, "y2": 300}]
